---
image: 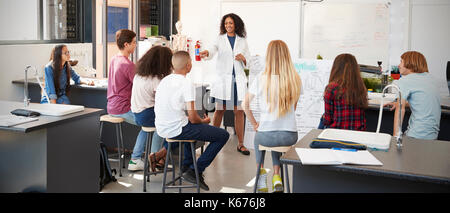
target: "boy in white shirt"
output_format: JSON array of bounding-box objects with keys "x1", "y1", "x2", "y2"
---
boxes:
[{"x1": 155, "y1": 51, "x2": 230, "y2": 191}]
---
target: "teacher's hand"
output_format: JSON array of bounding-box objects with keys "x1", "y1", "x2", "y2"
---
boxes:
[
  {"x1": 235, "y1": 53, "x2": 246, "y2": 62},
  {"x1": 199, "y1": 50, "x2": 209, "y2": 58}
]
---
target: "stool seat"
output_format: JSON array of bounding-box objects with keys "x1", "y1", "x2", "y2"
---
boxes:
[
  {"x1": 141, "y1": 127, "x2": 156, "y2": 132},
  {"x1": 166, "y1": 139, "x2": 195, "y2": 143},
  {"x1": 100, "y1": 115, "x2": 125, "y2": 123},
  {"x1": 258, "y1": 145, "x2": 292, "y2": 153}
]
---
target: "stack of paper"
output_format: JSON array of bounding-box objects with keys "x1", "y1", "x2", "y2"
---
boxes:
[
  {"x1": 0, "y1": 115, "x2": 38, "y2": 127},
  {"x1": 295, "y1": 148, "x2": 383, "y2": 166}
]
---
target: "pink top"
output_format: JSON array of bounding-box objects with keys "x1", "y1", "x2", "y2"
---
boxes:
[{"x1": 107, "y1": 55, "x2": 135, "y2": 115}]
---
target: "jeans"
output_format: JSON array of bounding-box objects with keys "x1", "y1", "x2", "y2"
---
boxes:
[
  {"x1": 166, "y1": 122, "x2": 230, "y2": 173},
  {"x1": 111, "y1": 110, "x2": 147, "y2": 159},
  {"x1": 134, "y1": 107, "x2": 164, "y2": 153},
  {"x1": 317, "y1": 116, "x2": 328, "y2": 129},
  {"x1": 254, "y1": 131, "x2": 298, "y2": 166}
]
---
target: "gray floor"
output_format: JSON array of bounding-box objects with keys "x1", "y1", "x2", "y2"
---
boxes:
[{"x1": 101, "y1": 126, "x2": 292, "y2": 193}]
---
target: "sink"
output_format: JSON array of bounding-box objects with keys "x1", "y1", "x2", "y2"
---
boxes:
[
  {"x1": 318, "y1": 129, "x2": 392, "y2": 150},
  {"x1": 368, "y1": 92, "x2": 397, "y2": 102},
  {"x1": 22, "y1": 103, "x2": 84, "y2": 116}
]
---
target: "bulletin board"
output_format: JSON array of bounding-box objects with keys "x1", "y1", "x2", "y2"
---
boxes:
[{"x1": 301, "y1": 1, "x2": 390, "y2": 66}]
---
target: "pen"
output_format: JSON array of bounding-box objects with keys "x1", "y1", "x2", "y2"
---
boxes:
[{"x1": 332, "y1": 147, "x2": 357, "y2": 152}]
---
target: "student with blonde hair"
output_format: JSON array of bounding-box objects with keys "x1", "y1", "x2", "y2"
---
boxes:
[
  {"x1": 243, "y1": 40, "x2": 302, "y2": 193},
  {"x1": 386, "y1": 51, "x2": 441, "y2": 140}
]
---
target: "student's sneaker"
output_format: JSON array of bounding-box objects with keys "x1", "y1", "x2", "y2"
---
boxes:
[
  {"x1": 128, "y1": 159, "x2": 144, "y2": 171},
  {"x1": 272, "y1": 174, "x2": 283, "y2": 193},
  {"x1": 256, "y1": 168, "x2": 268, "y2": 193},
  {"x1": 183, "y1": 169, "x2": 210, "y2": 191}
]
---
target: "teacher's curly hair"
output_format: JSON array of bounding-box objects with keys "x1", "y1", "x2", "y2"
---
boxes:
[{"x1": 220, "y1": 13, "x2": 247, "y2": 38}]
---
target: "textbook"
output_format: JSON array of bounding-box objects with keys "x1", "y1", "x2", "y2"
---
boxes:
[{"x1": 295, "y1": 148, "x2": 383, "y2": 166}]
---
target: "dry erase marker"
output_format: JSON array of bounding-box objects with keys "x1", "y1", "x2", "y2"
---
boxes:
[{"x1": 332, "y1": 147, "x2": 357, "y2": 152}]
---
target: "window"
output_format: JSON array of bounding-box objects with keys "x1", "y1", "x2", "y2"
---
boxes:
[{"x1": 0, "y1": 0, "x2": 88, "y2": 44}]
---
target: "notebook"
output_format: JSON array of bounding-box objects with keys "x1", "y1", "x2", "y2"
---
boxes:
[
  {"x1": 0, "y1": 115, "x2": 38, "y2": 127},
  {"x1": 295, "y1": 148, "x2": 383, "y2": 166}
]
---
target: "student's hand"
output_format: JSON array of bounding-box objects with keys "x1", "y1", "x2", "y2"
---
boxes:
[
  {"x1": 252, "y1": 122, "x2": 259, "y2": 132},
  {"x1": 199, "y1": 50, "x2": 209, "y2": 58},
  {"x1": 82, "y1": 80, "x2": 95, "y2": 86},
  {"x1": 384, "y1": 102, "x2": 398, "y2": 111},
  {"x1": 202, "y1": 114, "x2": 211, "y2": 124}
]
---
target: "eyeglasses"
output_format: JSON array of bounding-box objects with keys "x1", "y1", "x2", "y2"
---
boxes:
[{"x1": 63, "y1": 51, "x2": 70, "y2": 56}]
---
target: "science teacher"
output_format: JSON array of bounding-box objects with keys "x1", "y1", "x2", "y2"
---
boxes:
[{"x1": 200, "y1": 13, "x2": 251, "y2": 155}]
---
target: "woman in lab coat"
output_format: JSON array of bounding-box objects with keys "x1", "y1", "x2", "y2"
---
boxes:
[{"x1": 200, "y1": 13, "x2": 251, "y2": 155}]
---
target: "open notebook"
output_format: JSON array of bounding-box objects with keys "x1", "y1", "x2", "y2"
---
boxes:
[
  {"x1": 295, "y1": 148, "x2": 383, "y2": 166},
  {"x1": 0, "y1": 115, "x2": 38, "y2": 127}
]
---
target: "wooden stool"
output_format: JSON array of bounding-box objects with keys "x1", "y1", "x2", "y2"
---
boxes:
[
  {"x1": 162, "y1": 139, "x2": 200, "y2": 193},
  {"x1": 254, "y1": 145, "x2": 292, "y2": 193},
  {"x1": 142, "y1": 127, "x2": 173, "y2": 192},
  {"x1": 99, "y1": 115, "x2": 125, "y2": 177}
]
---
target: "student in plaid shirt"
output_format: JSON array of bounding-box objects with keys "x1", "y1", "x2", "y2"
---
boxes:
[{"x1": 319, "y1": 53, "x2": 368, "y2": 131}]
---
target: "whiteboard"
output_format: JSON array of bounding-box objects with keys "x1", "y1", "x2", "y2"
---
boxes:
[
  {"x1": 221, "y1": 1, "x2": 301, "y2": 59},
  {"x1": 302, "y1": 1, "x2": 390, "y2": 66}
]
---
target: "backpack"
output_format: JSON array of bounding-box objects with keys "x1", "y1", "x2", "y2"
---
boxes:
[{"x1": 99, "y1": 141, "x2": 117, "y2": 191}]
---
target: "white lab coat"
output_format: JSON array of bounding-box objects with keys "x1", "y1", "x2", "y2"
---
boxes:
[{"x1": 205, "y1": 34, "x2": 250, "y2": 101}]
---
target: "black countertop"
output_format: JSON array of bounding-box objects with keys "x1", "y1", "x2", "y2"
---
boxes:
[
  {"x1": 0, "y1": 100, "x2": 104, "y2": 133},
  {"x1": 281, "y1": 129, "x2": 450, "y2": 185},
  {"x1": 12, "y1": 78, "x2": 107, "y2": 91}
]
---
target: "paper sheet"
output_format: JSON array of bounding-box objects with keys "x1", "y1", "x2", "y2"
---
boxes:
[{"x1": 295, "y1": 148, "x2": 383, "y2": 166}]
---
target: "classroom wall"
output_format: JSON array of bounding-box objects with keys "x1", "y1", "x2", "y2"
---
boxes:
[{"x1": 179, "y1": 0, "x2": 450, "y2": 96}]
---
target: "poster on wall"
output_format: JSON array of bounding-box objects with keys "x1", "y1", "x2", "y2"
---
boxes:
[
  {"x1": 243, "y1": 59, "x2": 333, "y2": 149},
  {"x1": 293, "y1": 59, "x2": 333, "y2": 140}
]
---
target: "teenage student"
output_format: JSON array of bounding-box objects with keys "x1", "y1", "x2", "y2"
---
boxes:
[
  {"x1": 199, "y1": 13, "x2": 251, "y2": 155},
  {"x1": 386, "y1": 51, "x2": 441, "y2": 140},
  {"x1": 155, "y1": 51, "x2": 230, "y2": 191},
  {"x1": 131, "y1": 46, "x2": 172, "y2": 172},
  {"x1": 107, "y1": 29, "x2": 146, "y2": 171},
  {"x1": 41, "y1": 44, "x2": 94, "y2": 104},
  {"x1": 319, "y1": 53, "x2": 368, "y2": 130},
  {"x1": 243, "y1": 40, "x2": 302, "y2": 193}
]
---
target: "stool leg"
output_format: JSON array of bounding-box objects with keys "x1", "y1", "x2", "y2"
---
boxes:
[
  {"x1": 284, "y1": 163, "x2": 290, "y2": 193},
  {"x1": 178, "y1": 142, "x2": 183, "y2": 193},
  {"x1": 143, "y1": 132, "x2": 150, "y2": 192},
  {"x1": 280, "y1": 162, "x2": 284, "y2": 192},
  {"x1": 190, "y1": 143, "x2": 200, "y2": 193},
  {"x1": 170, "y1": 146, "x2": 175, "y2": 186},
  {"x1": 115, "y1": 124, "x2": 122, "y2": 177},
  {"x1": 162, "y1": 143, "x2": 172, "y2": 193},
  {"x1": 148, "y1": 132, "x2": 154, "y2": 179},
  {"x1": 118, "y1": 123, "x2": 125, "y2": 169},
  {"x1": 254, "y1": 150, "x2": 265, "y2": 193}
]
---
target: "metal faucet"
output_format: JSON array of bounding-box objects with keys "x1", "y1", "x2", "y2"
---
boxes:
[
  {"x1": 376, "y1": 84, "x2": 403, "y2": 149},
  {"x1": 24, "y1": 66, "x2": 37, "y2": 107}
]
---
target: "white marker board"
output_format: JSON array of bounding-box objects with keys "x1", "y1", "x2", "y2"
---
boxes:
[
  {"x1": 301, "y1": 1, "x2": 390, "y2": 66},
  {"x1": 221, "y1": 1, "x2": 301, "y2": 59}
]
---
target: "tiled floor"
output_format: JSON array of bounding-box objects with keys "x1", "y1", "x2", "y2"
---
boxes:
[{"x1": 100, "y1": 127, "x2": 292, "y2": 193}]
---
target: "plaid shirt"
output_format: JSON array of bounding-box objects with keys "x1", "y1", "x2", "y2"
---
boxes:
[{"x1": 322, "y1": 82, "x2": 366, "y2": 131}]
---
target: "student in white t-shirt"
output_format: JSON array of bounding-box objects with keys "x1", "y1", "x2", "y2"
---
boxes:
[
  {"x1": 243, "y1": 40, "x2": 302, "y2": 193},
  {"x1": 155, "y1": 51, "x2": 230, "y2": 191},
  {"x1": 131, "y1": 46, "x2": 173, "y2": 172}
]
